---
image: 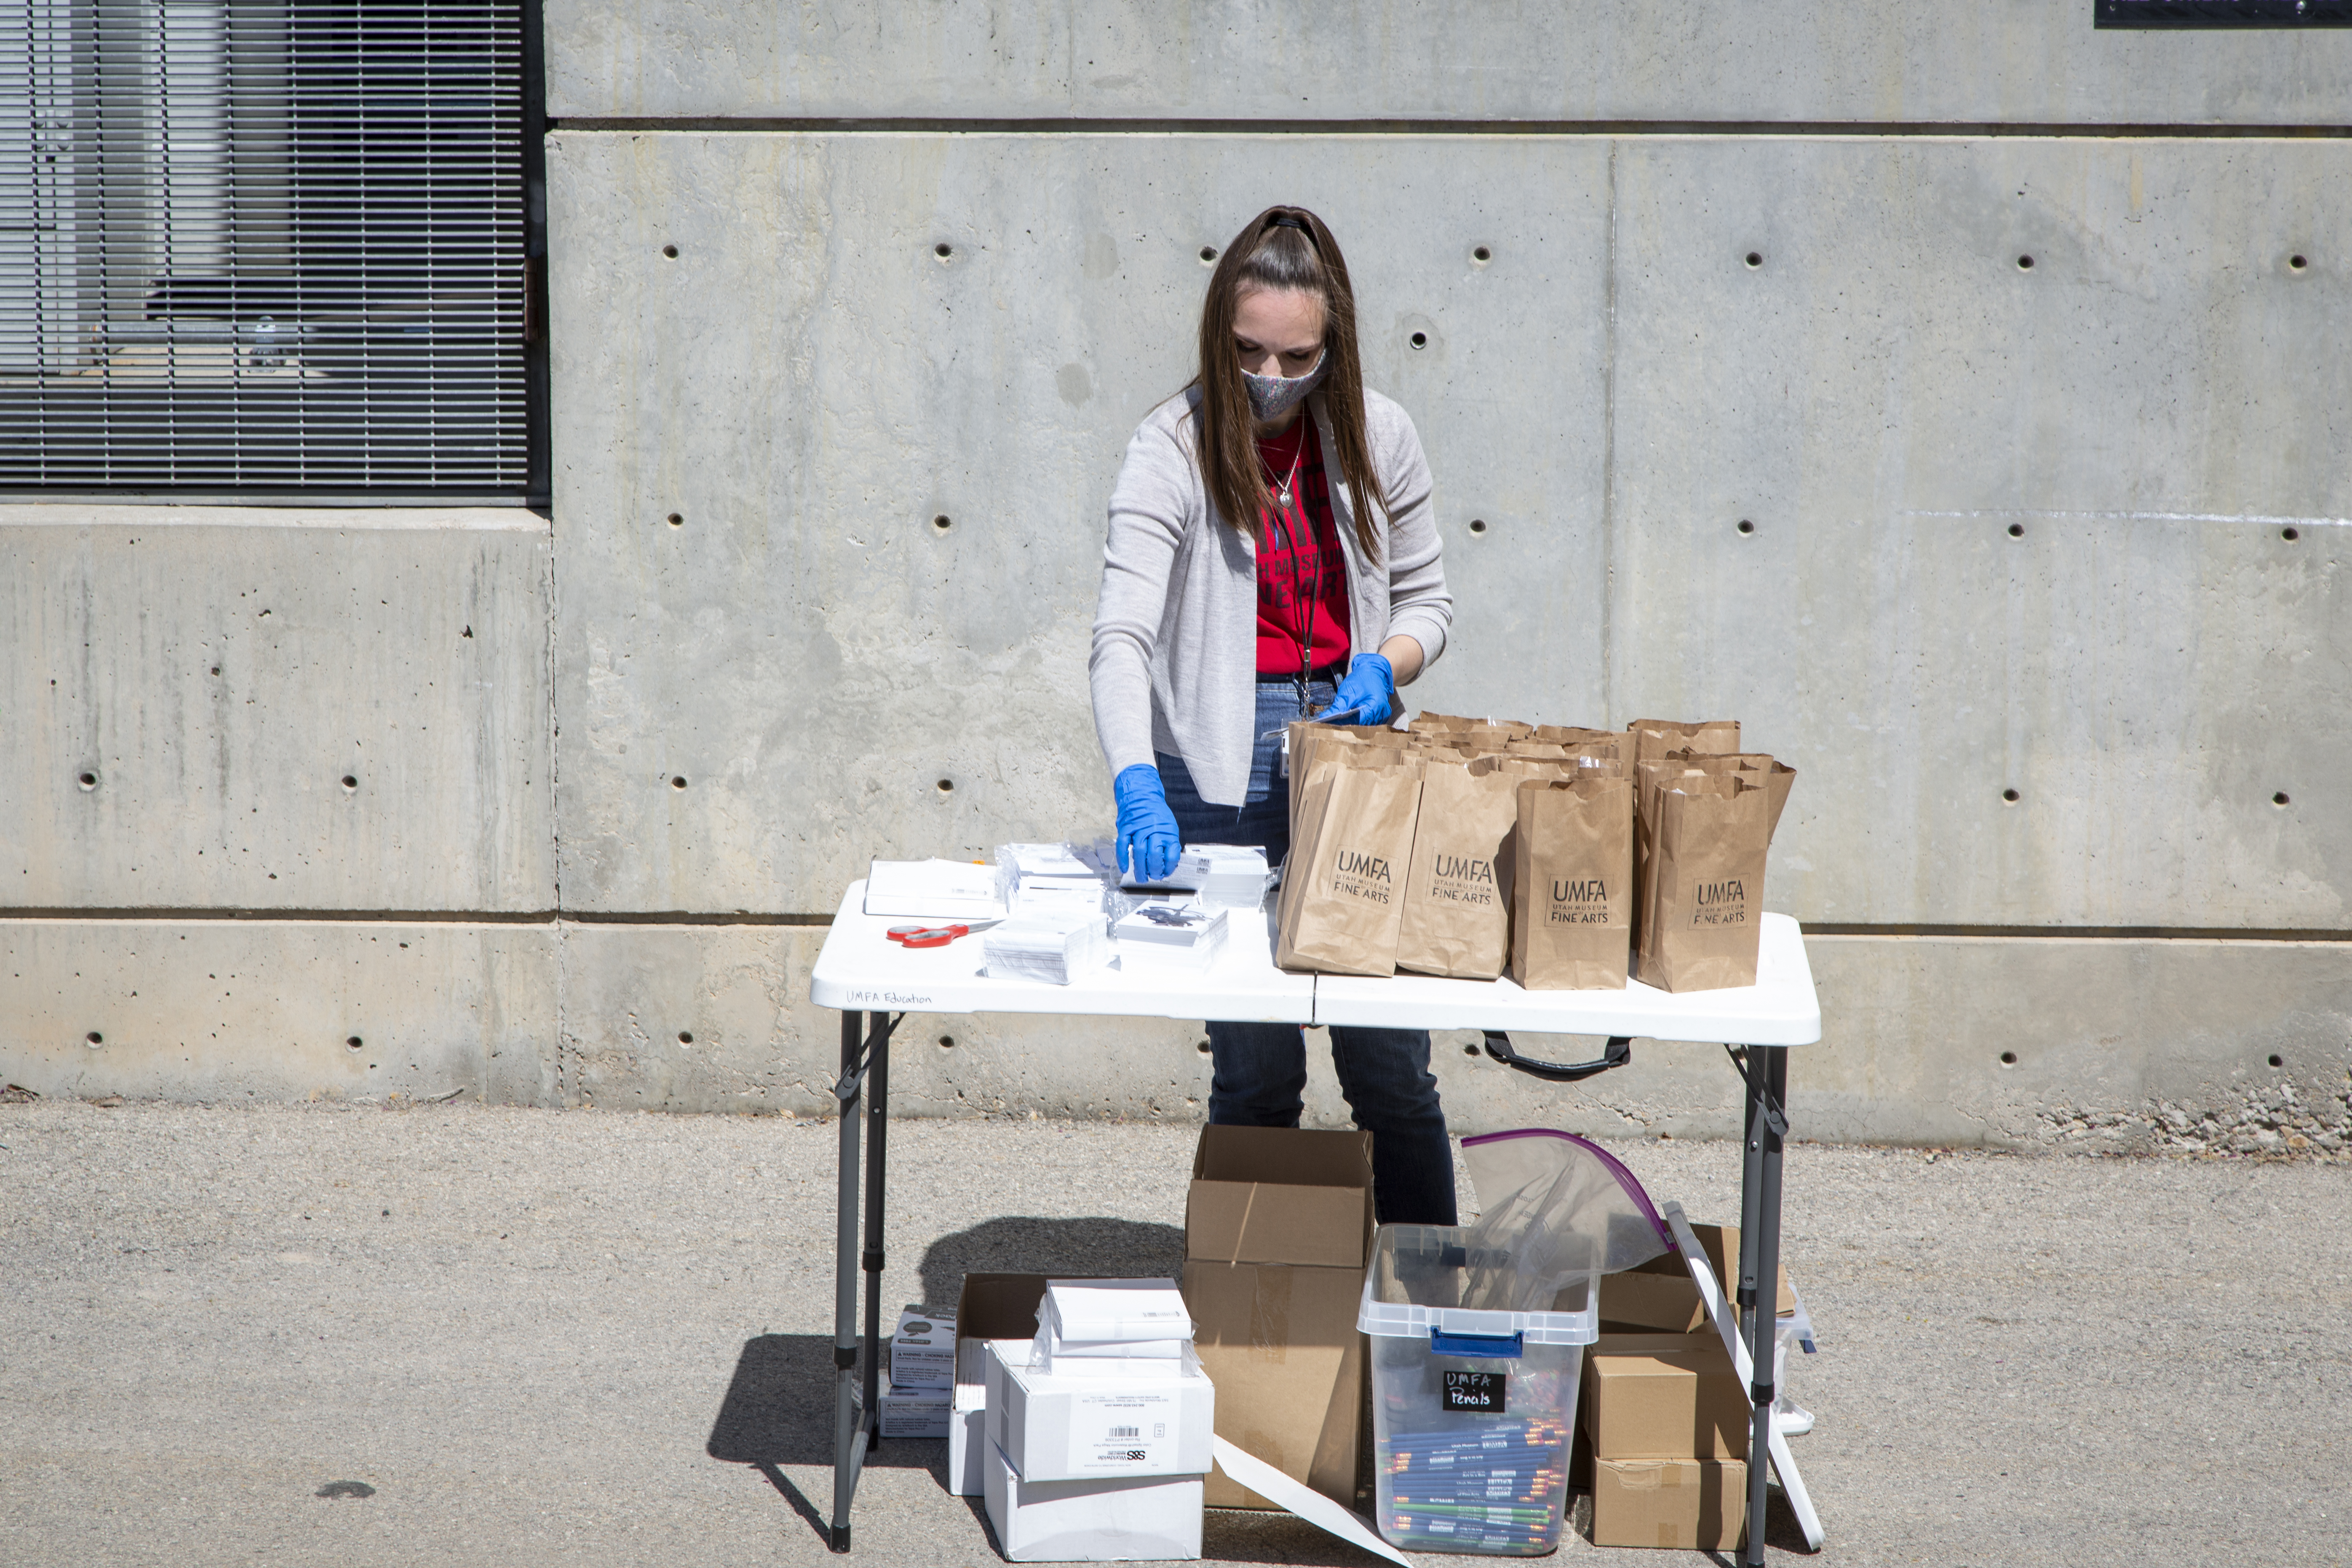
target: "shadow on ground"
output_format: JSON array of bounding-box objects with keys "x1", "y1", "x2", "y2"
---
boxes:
[
  {"x1": 914, "y1": 1215, "x2": 1188, "y2": 1309},
  {"x1": 707, "y1": 1333, "x2": 940, "y2": 1542},
  {"x1": 706, "y1": 1216, "x2": 1187, "y2": 1550},
  {"x1": 706, "y1": 1215, "x2": 1808, "y2": 1563}
]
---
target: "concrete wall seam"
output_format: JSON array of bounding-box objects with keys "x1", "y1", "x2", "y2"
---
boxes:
[
  {"x1": 5, "y1": 924, "x2": 2346, "y2": 1158},
  {"x1": 542, "y1": 0, "x2": 2352, "y2": 125}
]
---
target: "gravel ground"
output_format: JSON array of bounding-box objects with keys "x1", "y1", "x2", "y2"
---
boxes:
[{"x1": 1, "y1": 1098, "x2": 2347, "y2": 1568}]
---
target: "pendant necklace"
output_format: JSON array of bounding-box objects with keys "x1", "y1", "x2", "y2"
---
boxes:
[{"x1": 1263, "y1": 426, "x2": 1306, "y2": 512}]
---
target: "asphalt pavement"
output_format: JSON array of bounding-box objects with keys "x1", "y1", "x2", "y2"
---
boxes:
[{"x1": 1, "y1": 1098, "x2": 2346, "y2": 1567}]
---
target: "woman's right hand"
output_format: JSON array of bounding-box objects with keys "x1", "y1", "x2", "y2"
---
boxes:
[{"x1": 1112, "y1": 765, "x2": 1183, "y2": 883}]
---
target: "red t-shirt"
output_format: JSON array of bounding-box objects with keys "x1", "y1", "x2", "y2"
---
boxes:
[{"x1": 1253, "y1": 418, "x2": 1353, "y2": 676}]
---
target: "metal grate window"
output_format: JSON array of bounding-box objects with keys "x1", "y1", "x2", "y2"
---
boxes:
[{"x1": 0, "y1": 1, "x2": 528, "y2": 497}]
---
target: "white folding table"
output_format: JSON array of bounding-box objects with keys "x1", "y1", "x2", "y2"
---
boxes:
[{"x1": 809, "y1": 881, "x2": 1821, "y2": 1564}]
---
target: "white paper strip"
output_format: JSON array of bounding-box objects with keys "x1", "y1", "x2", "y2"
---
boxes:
[
  {"x1": 1660, "y1": 1200, "x2": 1826, "y2": 1551},
  {"x1": 1209, "y1": 1436, "x2": 1413, "y2": 1568}
]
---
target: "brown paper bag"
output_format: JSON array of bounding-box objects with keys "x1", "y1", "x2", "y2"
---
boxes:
[
  {"x1": 1285, "y1": 720, "x2": 1409, "y2": 840},
  {"x1": 1562, "y1": 732, "x2": 1630, "y2": 767},
  {"x1": 1633, "y1": 757, "x2": 1712, "y2": 951},
  {"x1": 1280, "y1": 729, "x2": 1374, "y2": 935},
  {"x1": 1409, "y1": 711, "x2": 1534, "y2": 737},
  {"x1": 1657, "y1": 751, "x2": 1798, "y2": 841},
  {"x1": 1395, "y1": 757, "x2": 1538, "y2": 980},
  {"x1": 1636, "y1": 775, "x2": 1772, "y2": 992},
  {"x1": 1512, "y1": 775, "x2": 1635, "y2": 989},
  {"x1": 1627, "y1": 718, "x2": 1741, "y2": 764},
  {"x1": 1277, "y1": 749, "x2": 1425, "y2": 976}
]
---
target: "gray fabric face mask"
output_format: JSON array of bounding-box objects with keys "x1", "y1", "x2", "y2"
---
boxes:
[{"x1": 1242, "y1": 353, "x2": 1327, "y2": 422}]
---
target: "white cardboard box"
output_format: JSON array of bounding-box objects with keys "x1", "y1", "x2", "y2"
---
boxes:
[
  {"x1": 986, "y1": 1341, "x2": 1214, "y2": 1483},
  {"x1": 984, "y1": 1441, "x2": 1203, "y2": 1563},
  {"x1": 952, "y1": 1339, "x2": 1037, "y2": 1497},
  {"x1": 878, "y1": 1388, "x2": 950, "y2": 1439},
  {"x1": 1044, "y1": 1280, "x2": 1192, "y2": 1342},
  {"x1": 949, "y1": 1382, "x2": 991, "y2": 1496},
  {"x1": 890, "y1": 1307, "x2": 956, "y2": 1391}
]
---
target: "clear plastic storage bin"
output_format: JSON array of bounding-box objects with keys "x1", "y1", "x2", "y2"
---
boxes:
[{"x1": 1357, "y1": 1225, "x2": 1599, "y2": 1555}]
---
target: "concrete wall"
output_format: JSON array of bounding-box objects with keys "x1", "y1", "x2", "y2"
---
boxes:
[
  {"x1": 4, "y1": 3, "x2": 2349, "y2": 1152},
  {"x1": 544, "y1": 0, "x2": 2352, "y2": 126}
]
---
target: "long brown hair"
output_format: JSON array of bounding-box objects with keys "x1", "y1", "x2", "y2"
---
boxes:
[{"x1": 1189, "y1": 205, "x2": 1387, "y2": 559}]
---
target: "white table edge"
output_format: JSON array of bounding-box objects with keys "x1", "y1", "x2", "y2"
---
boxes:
[{"x1": 810, "y1": 885, "x2": 1822, "y2": 1045}]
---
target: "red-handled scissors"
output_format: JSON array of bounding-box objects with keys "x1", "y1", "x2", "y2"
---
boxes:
[{"x1": 886, "y1": 923, "x2": 969, "y2": 949}]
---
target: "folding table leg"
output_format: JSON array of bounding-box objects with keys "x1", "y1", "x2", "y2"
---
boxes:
[
  {"x1": 1736, "y1": 1046, "x2": 1788, "y2": 1566},
  {"x1": 862, "y1": 1011, "x2": 893, "y2": 1455},
  {"x1": 830, "y1": 1010, "x2": 865, "y2": 1552},
  {"x1": 1662, "y1": 1199, "x2": 1823, "y2": 1552}
]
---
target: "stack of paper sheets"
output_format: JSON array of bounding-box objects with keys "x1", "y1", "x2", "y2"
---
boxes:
[
  {"x1": 1190, "y1": 846, "x2": 1273, "y2": 909},
  {"x1": 1112, "y1": 900, "x2": 1230, "y2": 973},
  {"x1": 865, "y1": 858, "x2": 1007, "y2": 921},
  {"x1": 1031, "y1": 1279, "x2": 1195, "y2": 1381},
  {"x1": 982, "y1": 910, "x2": 1111, "y2": 986},
  {"x1": 995, "y1": 842, "x2": 1114, "y2": 923}
]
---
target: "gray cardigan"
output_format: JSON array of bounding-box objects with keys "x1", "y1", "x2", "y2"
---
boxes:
[{"x1": 1089, "y1": 385, "x2": 1453, "y2": 806}]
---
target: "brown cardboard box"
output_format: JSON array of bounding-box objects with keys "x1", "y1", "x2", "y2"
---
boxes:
[
  {"x1": 1598, "y1": 1269, "x2": 1708, "y2": 1334},
  {"x1": 1570, "y1": 1330, "x2": 1711, "y2": 1488},
  {"x1": 952, "y1": 1274, "x2": 1051, "y2": 1388},
  {"x1": 1183, "y1": 1260, "x2": 1365, "y2": 1509},
  {"x1": 1583, "y1": 1333, "x2": 1750, "y2": 1461},
  {"x1": 1588, "y1": 1458, "x2": 1747, "y2": 1550},
  {"x1": 952, "y1": 1273, "x2": 1105, "y2": 1498},
  {"x1": 1180, "y1": 1126, "x2": 1375, "y2": 1510},
  {"x1": 1185, "y1": 1124, "x2": 1376, "y2": 1267},
  {"x1": 1598, "y1": 1224, "x2": 1793, "y2": 1333},
  {"x1": 1677, "y1": 1223, "x2": 1796, "y2": 1317}
]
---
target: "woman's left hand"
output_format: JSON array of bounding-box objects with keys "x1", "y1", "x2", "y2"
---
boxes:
[{"x1": 1328, "y1": 653, "x2": 1397, "y2": 726}]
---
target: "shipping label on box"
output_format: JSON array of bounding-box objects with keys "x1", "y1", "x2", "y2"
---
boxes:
[
  {"x1": 986, "y1": 1341, "x2": 1214, "y2": 1483},
  {"x1": 1066, "y1": 1387, "x2": 1185, "y2": 1475}
]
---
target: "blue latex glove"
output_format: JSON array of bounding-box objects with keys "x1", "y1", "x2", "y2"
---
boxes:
[
  {"x1": 1112, "y1": 764, "x2": 1182, "y2": 883},
  {"x1": 1328, "y1": 653, "x2": 1397, "y2": 727}
]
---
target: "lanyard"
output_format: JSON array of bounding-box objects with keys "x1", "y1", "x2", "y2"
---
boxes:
[{"x1": 1261, "y1": 422, "x2": 1321, "y2": 717}]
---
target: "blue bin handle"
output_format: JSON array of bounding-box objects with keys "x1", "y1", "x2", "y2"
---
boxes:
[{"x1": 1430, "y1": 1328, "x2": 1524, "y2": 1359}]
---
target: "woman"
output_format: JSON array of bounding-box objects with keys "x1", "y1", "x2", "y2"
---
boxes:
[{"x1": 1089, "y1": 205, "x2": 1456, "y2": 1225}]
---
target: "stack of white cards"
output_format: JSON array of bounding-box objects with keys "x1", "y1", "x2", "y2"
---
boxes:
[
  {"x1": 1112, "y1": 900, "x2": 1230, "y2": 973},
  {"x1": 995, "y1": 842, "x2": 1112, "y2": 916},
  {"x1": 864, "y1": 858, "x2": 1006, "y2": 921},
  {"x1": 1030, "y1": 1279, "x2": 1195, "y2": 1379},
  {"x1": 1189, "y1": 846, "x2": 1272, "y2": 910},
  {"x1": 983, "y1": 910, "x2": 1111, "y2": 986},
  {"x1": 1100, "y1": 839, "x2": 1271, "y2": 909}
]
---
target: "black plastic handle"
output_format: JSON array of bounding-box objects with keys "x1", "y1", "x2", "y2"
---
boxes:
[{"x1": 1481, "y1": 1031, "x2": 1632, "y2": 1082}]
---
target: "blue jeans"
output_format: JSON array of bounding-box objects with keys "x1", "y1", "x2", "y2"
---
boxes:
[{"x1": 1156, "y1": 678, "x2": 1458, "y2": 1227}]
